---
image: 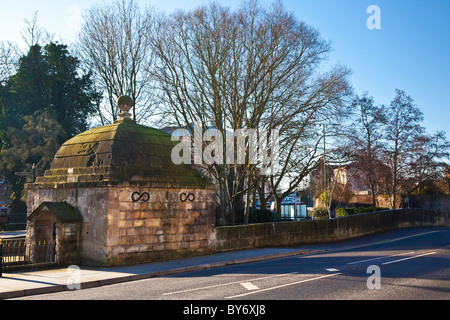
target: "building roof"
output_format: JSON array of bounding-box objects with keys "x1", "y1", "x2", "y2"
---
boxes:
[
  {"x1": 33, "y1": 117, "x2": 214, "y2": 189},
  {"x1": 27, "y1": 202, "x2": 82, "y2": 223}
]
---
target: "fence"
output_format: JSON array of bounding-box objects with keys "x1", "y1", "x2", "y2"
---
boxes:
[{"x1": 0, "y1": 238, "x2": 56, "y2": 271}]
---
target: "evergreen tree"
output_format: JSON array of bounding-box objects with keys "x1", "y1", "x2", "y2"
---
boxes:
[
  {"x1": 6, "y1": 42, "x2": 100, "y2": 139},
  {"x1": 0, "y1": 42, "x2": 100, "y2": 211}
]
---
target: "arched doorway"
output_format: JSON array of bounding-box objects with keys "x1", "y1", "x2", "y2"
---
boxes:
[
  {"x1": 33, "y1": 211, "x2": 56, "y2": 263},
  {"x1": 27, "y1": 202, "x2": 82, "y2": 265}
]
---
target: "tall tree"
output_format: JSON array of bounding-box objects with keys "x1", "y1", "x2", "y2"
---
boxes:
[
  {"x1": 151, "y1": 1, "x2": 351, "y2": 222},
  {"x1": 0, "y1": 41, "x2": 17, "y2": 85},
  {"x1": 0, "y1": 41, "x2": 100, "y2": 211},
  {"x1": 7, "y1": 42, "x2": 99, "y2": 139},
  {"x1": 407, "y1": 131, "x2": 450, "y2": 194},
  {"x1": 345, "y1": 93, "x2": 386, "y2": 210},
  {"x1": 2, "y1": 110, "x2": 64, "y2": 174},
  {"x1": 77, "y1": 0, "x2": 157, "y2": 125},
  {"x1": 382, "y1": 89, "x2": 424, "y2": 208}
]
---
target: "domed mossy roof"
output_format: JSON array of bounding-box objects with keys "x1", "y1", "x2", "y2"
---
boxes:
[{"x1": 34, "y1": 118, "x2": 214, "y2": 189}]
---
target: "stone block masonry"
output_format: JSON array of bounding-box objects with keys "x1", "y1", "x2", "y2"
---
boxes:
[
  {"x1": 25, "y1": 96, "x2": 218, "y2": 267},
  {"x1": 213, "y1": 209, "x2": 449, "y2": 252},
  {"x1": 27, "y1": 185, "x2": 216, "y2": 266},
  {"x1": 106, "y1": 187, "x2": 216, "y2": 265}
]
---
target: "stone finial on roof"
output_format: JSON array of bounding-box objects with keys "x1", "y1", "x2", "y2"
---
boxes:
[{"x1": 117, "y1": 95, "x2": 134, "y2": 119}]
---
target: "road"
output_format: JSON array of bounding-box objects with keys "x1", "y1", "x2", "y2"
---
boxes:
[{"x1": 14, "y1": 227, "x2": 450, "y2": 302}]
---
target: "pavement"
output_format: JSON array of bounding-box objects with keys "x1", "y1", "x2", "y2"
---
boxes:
[
  {"x1": 0, "y1": 230, "x2": 26, "y2": 239},
  {"x1": 0, "y1": 242, "x2": 326, "y2": 299},
  {"x1": 2, "y1": 226, "x2": 446, "y2": 300}
]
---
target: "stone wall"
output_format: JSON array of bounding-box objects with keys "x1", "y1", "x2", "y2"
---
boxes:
[
  {"x1": 105, "y1": 187, "x2": 216, "y2": 266},
  {"x1": 214, "y1": 209, "x2": 449, "y2": 252},
  {"x1": 26, "y1": 186, "x2": 109, "y2": 265},
  {"x1": 314, "y1": 194, "x2": 399, "y2": 210},
  {"x1": 347, "y1": 194, "x2": 394, "y2": 208},
  {"x1": 409, "y1": 194, "x2": 450, "y2": 212},
  {"x1": 27, "y1": 185, "x2": 216, "y2": 266}
]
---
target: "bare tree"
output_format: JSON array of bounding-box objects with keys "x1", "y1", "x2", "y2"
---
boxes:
[
  {"x1": 382, "y1": 89, "x2": 424, "y2": 208},
  {"x1": 407, "y1": 131, "x2": 450, "y2": 194},
  {"x1": 320, "y1": 140, "x2": 354, "y2": 217},
  {"x1": 1, "y1": 11, "x2": 54, "y2": 80},
  {"x1": 345, "y1": 93, "x2": 386, "y2": 210},
  {"x1": 151, "y1": 0, "x2": 351, "y2": 222},
  {"x1": 268, "y1": 90, "x2": 351, "y2": 220},
  {"x1": 21, "y1": 11, "x2": 54, "y2": 48},
  {"x1": 0, "y1": 41, "x2": 17, "y2": 85},
  {"x1": 77, "y1": 0, "x2": 157, "y2": 125}
]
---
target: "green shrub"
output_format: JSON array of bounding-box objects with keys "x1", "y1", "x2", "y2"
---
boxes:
[
  {"x1": 336, "y1": 207, "x2": 389, "y2": 217},
  {"x1": 335, "y1": 207, "x2": 354, "y2": 217},
  {"x1": 233, "y1": 208, "x2": 276, "y2": 224},
  {"x1": 312, "y1": 208, "x2": 330, "y2": 220},
  {"x1": 250, "y1": 209, "x2": 276, "y2": 223}
]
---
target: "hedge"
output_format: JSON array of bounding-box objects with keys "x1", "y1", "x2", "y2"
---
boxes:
[{"x1": 335, "y1": 207, "x2": 389, "y2": 217}]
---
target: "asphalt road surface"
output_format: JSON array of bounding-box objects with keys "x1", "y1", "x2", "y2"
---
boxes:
[{"x1": 14, "y1": 227, "x2": 450, "y2": 302}]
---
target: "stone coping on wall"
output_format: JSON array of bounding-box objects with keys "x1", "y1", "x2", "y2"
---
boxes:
[{"x1": 213, "y1": 208, "x2": 449, "y2": 252}]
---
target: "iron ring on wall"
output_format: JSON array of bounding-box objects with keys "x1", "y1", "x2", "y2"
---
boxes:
[
  {"x1": 131, "y1": 191, "x2": 150, "y2": 202},
  {"x1": 180, "y1": 192, "x2": 195, "y2": 202}
]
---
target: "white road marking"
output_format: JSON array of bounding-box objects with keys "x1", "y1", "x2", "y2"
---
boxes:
[
  {"x1": 297, "y1": 230, "x2": 440, "y2": 260},
  {"x1": 163, "y1": 230, "x2": 445, "y2": 298},
  {"x1": 381, "y1": 251, "x2": 437, "y2": 265},
  {"x1": 346, "y1": 251, "x2": 415, "y2": 265},
  {"x1": 162, "y1": 272, "x2": 298, "y2": 295},
  {"x1": 326, "y1": 268, "x2": 340, "y2": 272},
  {"x1": 240, "y1": 282, "x2": 259, "y2": 291},
  {"x1": 225, "y1": 273, "x2": 342, "y2": 299},
  {"x1": 353, "y1": 231, "x2": 441, "y2": 248}
]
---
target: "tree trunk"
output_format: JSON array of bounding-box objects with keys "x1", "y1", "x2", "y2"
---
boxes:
[
  {"x1": 257, "y1": 188, "x2": 267, "y2": 211},
  {"x1": 392, "y1": 147, "x2": 398, "y2": 209},
  {"x1": 275, "y1": 196, "x2": 282, "y2": 221},
  {"x1": 371, "y1": 185, "x2": 377, "y2": 211},
  {"x1": 219, "y1": 178, "x2": 227, "y2": 225},
  {"x1": 392, "y1": 177, "x2": 397, "y2": 209},
  {"x1": 243, "y1": 167, "x2": 251, "y2": 224}
]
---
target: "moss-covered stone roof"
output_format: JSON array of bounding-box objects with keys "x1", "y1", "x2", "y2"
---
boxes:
[
  {"x1": 27, "y1": 202, "x2": 82, "y2": 223},
  {"x1": 34, "y1": 118, "x2": 215, "y2": 189}
]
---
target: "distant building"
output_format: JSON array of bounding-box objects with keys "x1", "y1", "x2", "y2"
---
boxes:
[
  {"x1": 310, "y1": 161, "x2": 393, "y2": 209},
  {"x1": 333, "y1": 164, "x2": 372, "y2": 195},
  {"x1": 0, "y1": 172, "x2": 12, "y2": 214}
]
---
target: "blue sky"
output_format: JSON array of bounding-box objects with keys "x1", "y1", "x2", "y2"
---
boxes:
[{"x1": 1, "y1": 0, "x2": 449, "y2": 138}]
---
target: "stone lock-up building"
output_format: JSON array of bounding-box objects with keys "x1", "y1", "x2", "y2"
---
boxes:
[{"x1": 26, "y1": 96, "x2": 217, "y2": 266}]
